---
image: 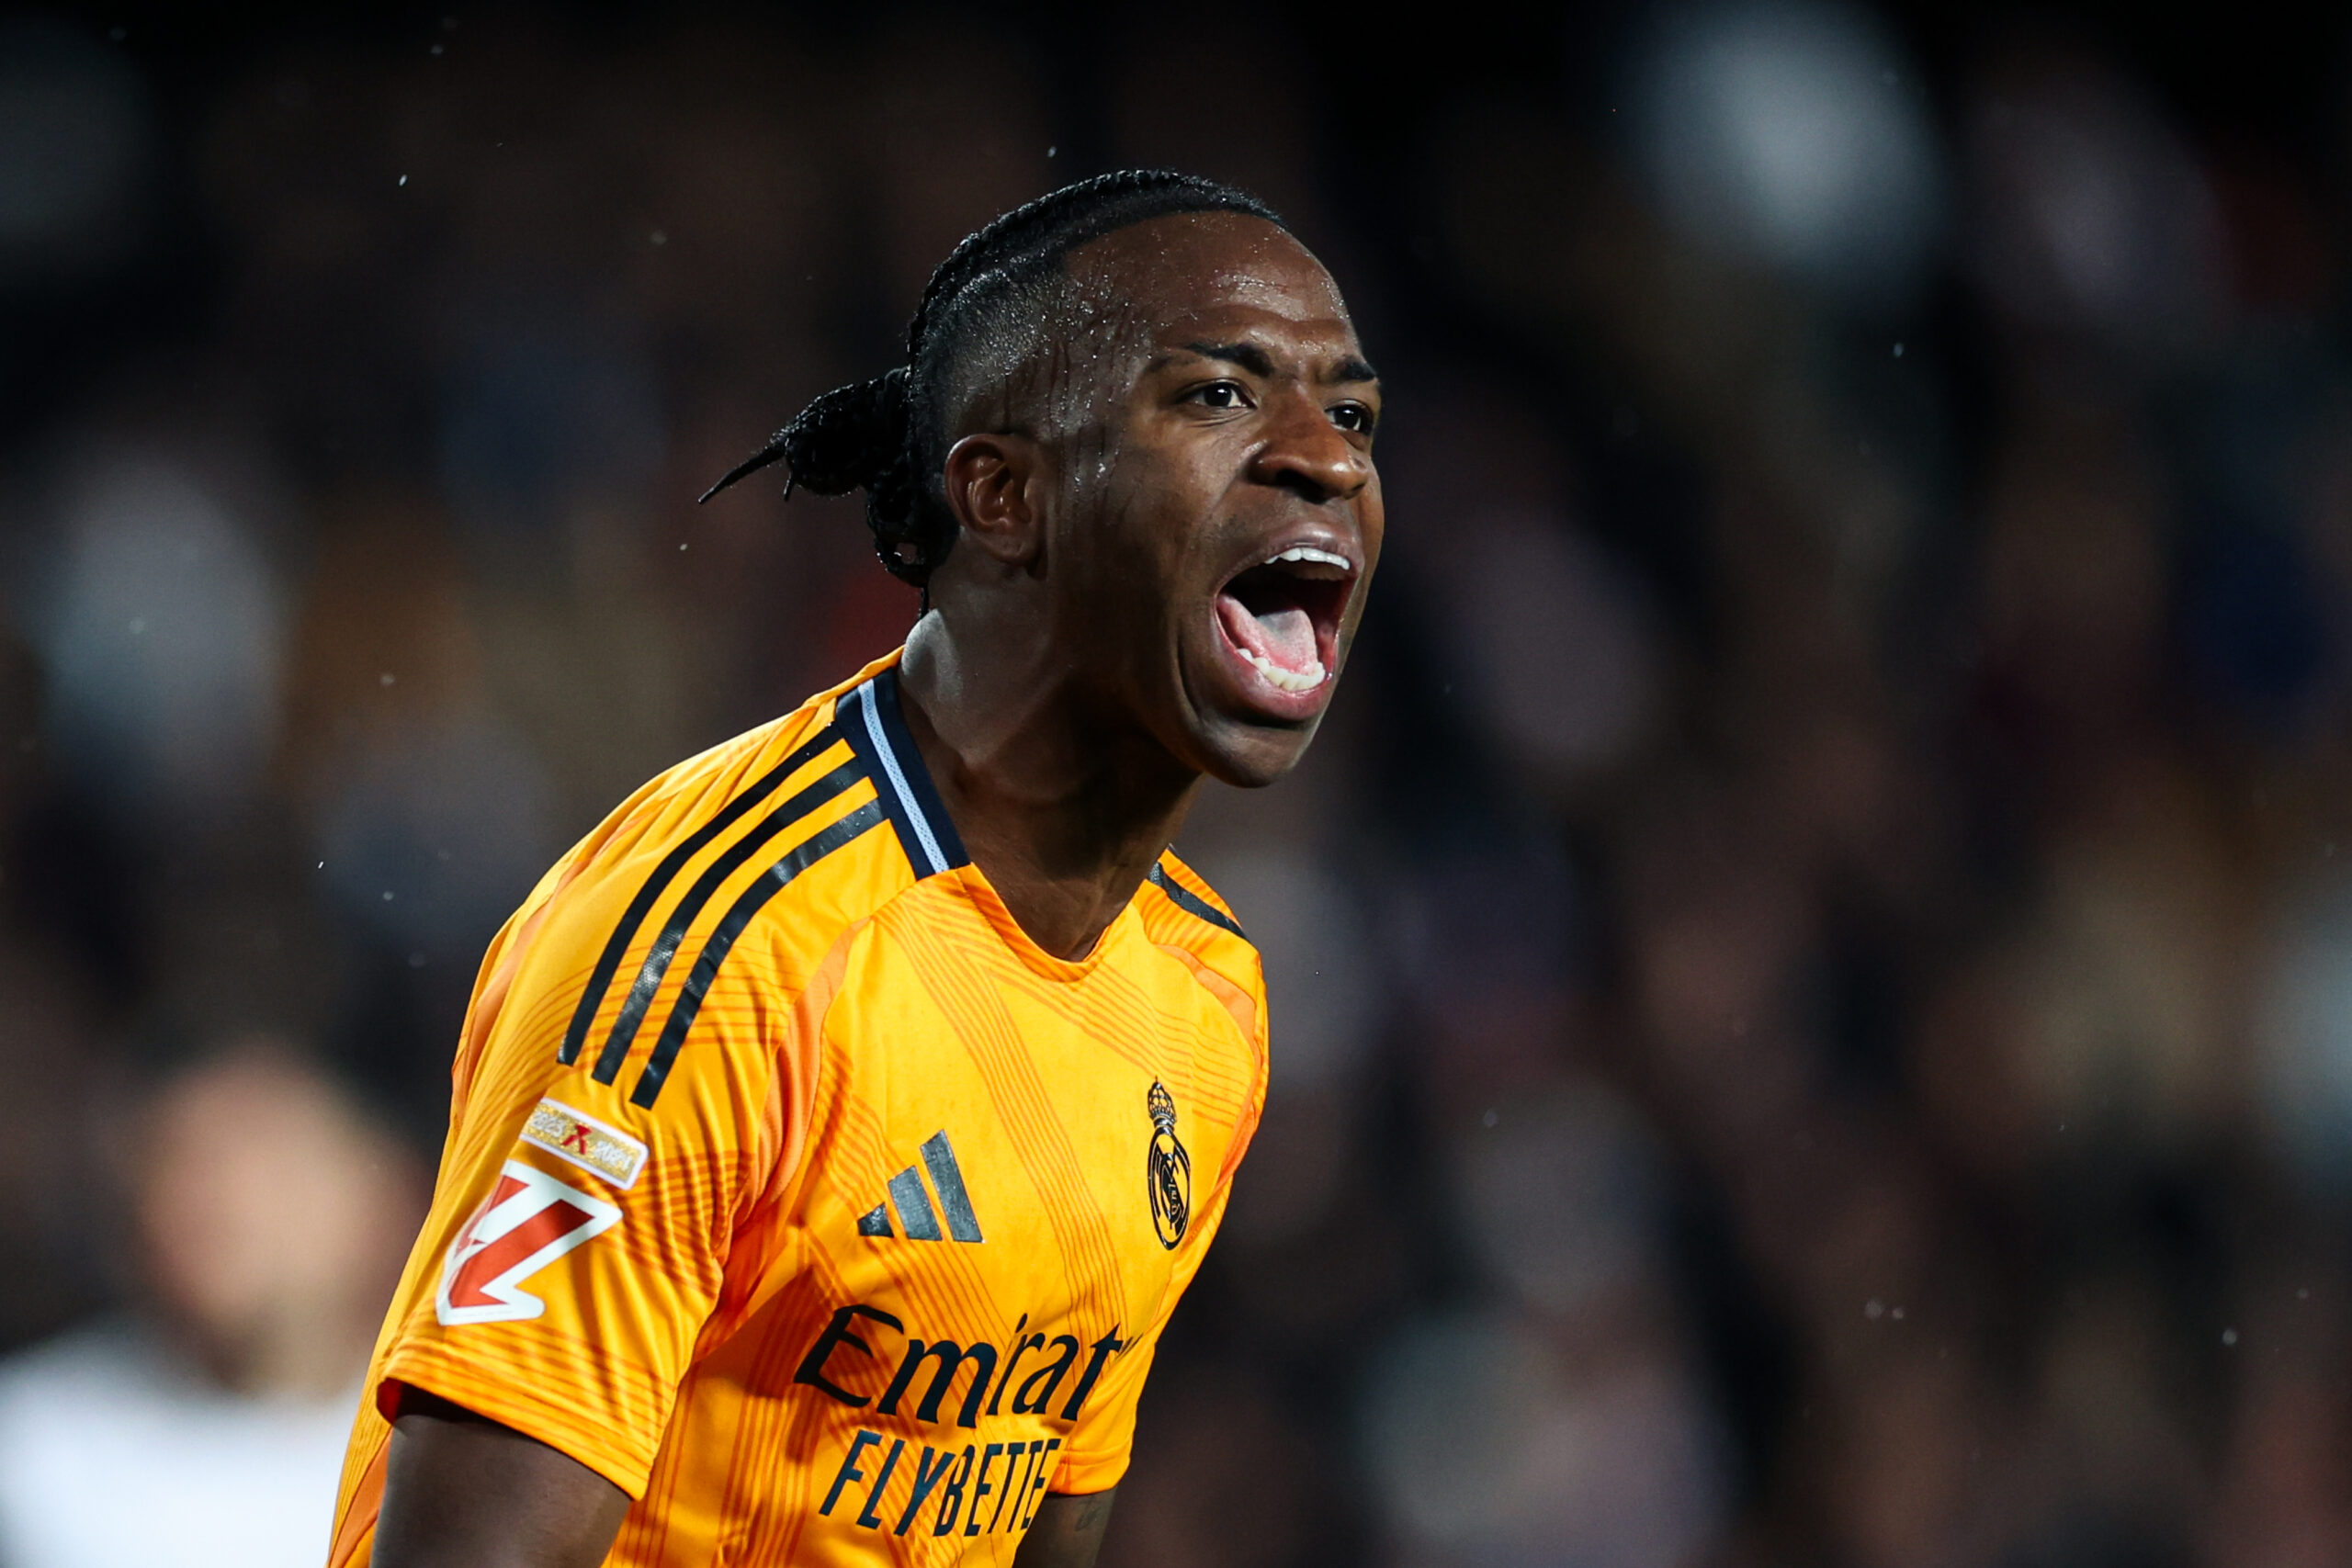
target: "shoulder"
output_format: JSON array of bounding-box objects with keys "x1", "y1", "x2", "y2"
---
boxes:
[
  {"x1": 481, "y1": 658, "x2": 948, "y2": 1105},
  {"x1": 541, "y1": 658, "x2": 925, "y2": 963},
  {"x1": 1136, "y1": 849, "x2": 1265, "y2": 1049},
  {"x1": 1139, "y1": 850, "x2": 1256, "y2": 961}
]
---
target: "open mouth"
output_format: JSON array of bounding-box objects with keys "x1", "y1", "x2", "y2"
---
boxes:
[{"x1": 1214, "y1": 546, "x2": 1355, "y2": 698}]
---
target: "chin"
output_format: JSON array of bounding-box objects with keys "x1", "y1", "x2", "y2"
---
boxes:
[{"x1": 1190, "y1": 712, "x2": 1322, "y2": 790}]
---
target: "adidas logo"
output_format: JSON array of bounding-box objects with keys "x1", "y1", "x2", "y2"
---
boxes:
[{"x1": 858, "y1": 1131, "x2": 983, "y2": 1244}]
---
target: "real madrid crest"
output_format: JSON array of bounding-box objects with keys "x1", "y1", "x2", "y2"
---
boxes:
[{"x1": 1146, "y1": 1081, "x2": 1191, "y2": 1249}]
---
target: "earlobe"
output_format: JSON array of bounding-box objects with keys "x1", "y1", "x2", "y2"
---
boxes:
[{"x1": 943, "y1": 434, "x2": 1043, "y2": 567}]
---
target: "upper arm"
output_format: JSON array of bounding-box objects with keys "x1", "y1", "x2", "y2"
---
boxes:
[{"x1": 375, "y1": 1391, "x2": 630, "y2": 1568}]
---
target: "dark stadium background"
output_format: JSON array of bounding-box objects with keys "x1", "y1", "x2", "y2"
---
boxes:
[{"x1": 5, "y1": 3, "x2": 2352, "y2": 1564}]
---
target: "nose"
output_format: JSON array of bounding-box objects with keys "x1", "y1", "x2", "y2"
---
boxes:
[{"x1": 1247, "y1": 389, "x2": 1371, "y2": 504}]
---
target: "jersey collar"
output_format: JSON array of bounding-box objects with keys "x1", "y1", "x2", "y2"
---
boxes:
[
  {"x1": 839, "y1": 654, "x2": 1143, "y2": 980},
  {"x1": 841, "y1": 665, "x2": 970, "y2": 881}
]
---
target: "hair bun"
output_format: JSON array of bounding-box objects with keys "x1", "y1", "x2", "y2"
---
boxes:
[
  {"x1": 778, "y1": 368, "x2": 909, "y2": 499},
  {"x1": 692, "y1": 365, "x2": 927, "y2": 583}
]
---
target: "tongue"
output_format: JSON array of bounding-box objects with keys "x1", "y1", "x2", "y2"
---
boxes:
[{"x1": 1217, "y1": 592, "x2": 1318, "y2": 673}]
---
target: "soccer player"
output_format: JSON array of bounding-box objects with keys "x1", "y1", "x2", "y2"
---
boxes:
[{"x1": 327, "y1": 169, "x2": 1383, "y2": 1568}]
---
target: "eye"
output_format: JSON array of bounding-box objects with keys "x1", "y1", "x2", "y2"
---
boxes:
[
  {"x1": 1186, "y1": 380, "x2": 1252, "y2": 411},
  {"x1": 1329, "y1": 401, "x2": 1376, "y2": 434}
]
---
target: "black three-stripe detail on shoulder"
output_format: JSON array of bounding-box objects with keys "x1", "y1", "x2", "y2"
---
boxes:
[
  {"x1": 590, "y1": 757, "x2": 867, "y2": 1084},
  {"x1": 629, "y1": 798, "x2": 885, "y2": 1108},
  {"x1": 1147, "y1": 862, "x2": 1250, "y2": 942},
  {"x1": 557, "y1": 724, "x2": 843, "y2": 1066}
]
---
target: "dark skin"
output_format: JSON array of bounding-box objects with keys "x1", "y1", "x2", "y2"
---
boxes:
[
  {"x1": 902, "y1": 210, "x2": 1383, "y2": 958},
  {"x1": 375, "y1": 212, "x2": 1382, "y2": 1566}
]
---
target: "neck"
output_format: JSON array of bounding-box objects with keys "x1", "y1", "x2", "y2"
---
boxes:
[{"x1": 895, "y1": 609, "x2": 1200, "y2": 961}]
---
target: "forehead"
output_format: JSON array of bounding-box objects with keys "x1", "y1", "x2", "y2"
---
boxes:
[{"x1": 1062, "y1": 211, "x2": 1356, "y2": 352}]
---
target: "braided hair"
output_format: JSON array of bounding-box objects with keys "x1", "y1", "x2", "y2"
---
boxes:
[{"x1": 699, "y1": 170, "x2": 1284, "y2": 589}]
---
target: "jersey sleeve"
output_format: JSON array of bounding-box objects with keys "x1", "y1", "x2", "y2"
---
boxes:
[{"x1": 373, "y1": 876, "x2": 812, "y2": 1498}]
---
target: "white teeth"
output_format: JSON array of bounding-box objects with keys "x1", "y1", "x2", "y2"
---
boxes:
[
  {"x1": 1268, "y1": 546, "x2": 1353, "y2": 570},
  {"x1": 1240, "y1": 646, "x2": 1328, "y2": 693}
]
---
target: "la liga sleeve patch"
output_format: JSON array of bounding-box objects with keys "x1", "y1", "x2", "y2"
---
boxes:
[{"x1": 435, "y1": 1159, "x2": 623, "y2": 1326}]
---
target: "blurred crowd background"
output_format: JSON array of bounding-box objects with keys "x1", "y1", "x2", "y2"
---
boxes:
[{"x1": 1, "y1": 3, "x2": 2349, "y2": 1565}]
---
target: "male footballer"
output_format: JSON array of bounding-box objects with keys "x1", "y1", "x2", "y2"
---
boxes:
[{"x1": 328, "y1": 170, "x2": 1383, "y2": 1568}]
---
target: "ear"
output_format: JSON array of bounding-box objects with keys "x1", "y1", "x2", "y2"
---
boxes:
[{"x1": 941, "y1": 433, "x2": 1043, "y2": 567}]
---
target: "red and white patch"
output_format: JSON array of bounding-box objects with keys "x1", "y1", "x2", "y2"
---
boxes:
[{"x1": 435, "y1": 1159, "x2": 621, "y2": 1326}]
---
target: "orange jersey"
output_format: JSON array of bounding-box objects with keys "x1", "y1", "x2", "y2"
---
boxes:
[{"x1": 327, "y1": 651, "x2": 1267, "y2": 1567}]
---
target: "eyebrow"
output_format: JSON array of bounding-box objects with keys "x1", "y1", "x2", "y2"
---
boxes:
[
  {"x1": 1180, "y1": 340, "x2": 1383, "y2": 386},
  {"x1": 1182, "y1": 340, "x2": 1277, "y2": 378}
]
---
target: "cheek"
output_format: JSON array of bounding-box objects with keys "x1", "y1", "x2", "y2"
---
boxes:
[
  {"x1": 1089, "y1": 454, "x2": 1205, "y2": 600},
  {"x1": 1345, "y1": 488, "x2": 1387, "y2": 619}
]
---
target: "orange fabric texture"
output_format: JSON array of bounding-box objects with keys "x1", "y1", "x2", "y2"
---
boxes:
[{"x1": 328, "y1": 652, "x2": 1266, "y2": 1567}]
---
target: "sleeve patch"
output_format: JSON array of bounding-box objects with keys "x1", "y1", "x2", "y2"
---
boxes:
[
  {"x1": 436, "y1": 1160, "x2": 623, "y2": 1325},
  {"x1": 522, "y1": 1097, "x2": 650, "y2": 1190}
]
